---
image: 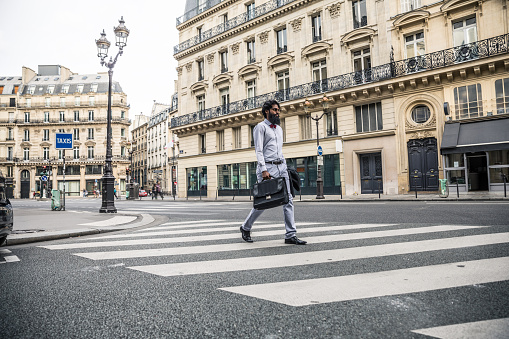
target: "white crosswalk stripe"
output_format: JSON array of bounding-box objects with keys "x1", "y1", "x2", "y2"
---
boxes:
[{"x1": 38, "y1": 219, "x2": 508, "y2": 323}]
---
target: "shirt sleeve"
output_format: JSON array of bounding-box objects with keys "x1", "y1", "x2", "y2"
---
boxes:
[{"x1": 253, "y1": 124, "x2": 267, "y2": 172}]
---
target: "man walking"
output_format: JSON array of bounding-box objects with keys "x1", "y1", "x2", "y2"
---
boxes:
[{"x1": 240, "y1": 100, "x2": 306, "y2": 245}]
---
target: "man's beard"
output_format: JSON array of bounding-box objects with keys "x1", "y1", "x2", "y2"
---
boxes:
[{"x1": 268, "y1": 112, "x2": 280, "y2": 125}]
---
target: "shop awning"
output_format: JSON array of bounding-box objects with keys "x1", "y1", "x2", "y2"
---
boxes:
[{"x1": 441, "y1": 118, "x2": 509, "y2": 154}]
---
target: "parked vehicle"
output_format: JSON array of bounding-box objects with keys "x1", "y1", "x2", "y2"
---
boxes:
[
  {"x1": 0, "y1": 174, "x2": 13, "y2": 246},
  {"x1": 139, "y1": 189, "x2": 148, "y2": 197}
]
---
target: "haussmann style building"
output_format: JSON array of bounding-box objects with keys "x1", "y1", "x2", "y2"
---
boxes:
[
  {"x1": 170, "y1": 0, "x2": 509, "y2": 199},
  {"x1": 0, "y1": 65, "x2": 131, "y2": 198}
]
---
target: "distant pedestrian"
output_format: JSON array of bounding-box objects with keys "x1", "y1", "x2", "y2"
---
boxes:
[
  {"x1": 152, "y1": 183, "x2": 157, "y2": 200},
  {"x1": 114, "y1": 188, "x2": 118, "y2": 199},
  {"x1": 156, "y1": 182, "x2": 163, "y2": 200}
]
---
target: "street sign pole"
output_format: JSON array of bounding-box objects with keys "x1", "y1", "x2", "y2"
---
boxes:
[
  {"x1": 55, "y1": 133, "x2": 72, "y2": 211},
  {"x1": 62, "y1": 150, "x2": 66, "y2": 211}
]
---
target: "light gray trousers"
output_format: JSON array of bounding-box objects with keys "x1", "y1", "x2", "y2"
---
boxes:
[{"x1": 241, "y1": 162, "x2": 297, "y2": 239}]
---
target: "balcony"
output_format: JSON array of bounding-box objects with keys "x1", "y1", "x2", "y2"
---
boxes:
[
  {"x1": 176, "y1": 0, "x2": 224, "y2": 26},
  {"x1": 174, "y1": 0, "x2": 297, "y2": 55},
  {"x1": 312, "y1": 35, "x2": 322, "y2": 43},
  {"x1": 277, "y1": 46, "x2": 287, "y2": 55},
  {"x1": 248, "y1": 57, "x2": 256, "y2": 64},
  {"x1": 171, "y1": 33, "x2": 509, "y2": 128}
]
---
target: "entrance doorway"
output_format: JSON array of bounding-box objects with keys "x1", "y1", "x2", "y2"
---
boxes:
[
  {"x1": 408, "y1": 138, "x2": 439, "y2": 191},
  {"x1": 360, "y1": 152, "x2": 383, "y2": 194},
  {"x1": 467, "y1": 152, "x2": 488, "y2": 191},
  {"x1": 20, "y1": 170, "x2": 30, "y2": 199}
]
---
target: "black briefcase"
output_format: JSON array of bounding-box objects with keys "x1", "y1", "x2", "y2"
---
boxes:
[{"x1": 253, "y1": 177, "x2": 289, "y2": 210}]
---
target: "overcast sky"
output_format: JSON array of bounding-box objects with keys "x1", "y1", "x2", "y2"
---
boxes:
[{"x1": 0, "y1": 0, "x2": 187, "y2": 119}]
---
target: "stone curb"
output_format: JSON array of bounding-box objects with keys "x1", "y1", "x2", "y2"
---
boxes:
[{"x1": 6, "y1": 213, "x2": 155, "y2": 246}]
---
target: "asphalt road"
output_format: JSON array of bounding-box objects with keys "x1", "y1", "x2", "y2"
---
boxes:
[{"x1": 1, "y1": 199, "x2": 509, "y2": 338}]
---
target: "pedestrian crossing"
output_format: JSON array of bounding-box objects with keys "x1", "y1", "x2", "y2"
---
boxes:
[
  {"x1": 0, "y1": 249, "x2": 20, "y2": 264},
  {"x1": 38, "y1": 219, "x2": 509, "y2": 334}
]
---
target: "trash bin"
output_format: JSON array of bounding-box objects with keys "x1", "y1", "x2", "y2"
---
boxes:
[
  {"x1": 51, "y1": 189, "x2": 63, "y2": 211},
  {"x1": 127, "y1": 183, "x2": 139, "y2": 200},
  {"x1": 439, "y1": 179, "x2": 449, "y2": 198}
]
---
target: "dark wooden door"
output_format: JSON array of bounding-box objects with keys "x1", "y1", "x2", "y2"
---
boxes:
[
  {"x1": 360, "y1": 153, "x2": 383, "y2": 194},
  {"x1": 408, "y1": 138, "x2": 439, "y2": 191}
]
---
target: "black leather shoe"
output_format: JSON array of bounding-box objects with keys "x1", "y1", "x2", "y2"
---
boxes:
[
  {"x1": 285, "y1": 236, "x2": 307, "y2": 245},
  {"x1": 240, "y1": 226, "x2": 253, "y2": 243}
]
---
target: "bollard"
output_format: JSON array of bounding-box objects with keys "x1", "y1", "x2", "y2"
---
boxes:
[
  {"x1": 456, "y1": 180, "x2": 459, "y2": 198},
  {"x1": 340, "y1": 185, "x2": 343, "y2": 199},
  {"x1": 503, "y1": 174, "x2": 507, "y2": 198},
  {"x1": 215, "y1": 189, "x2": 218, "y2": 201},
  {"x1": 233, "y1": 190, "x2": 235, "y2": 201},
  {"x1": 378, "y1": 180, "x2": 381, "y2": 199},
  {"x1": 199, "y1": 188, "x2": 202, "y2": 200},
  {"x1": 299, "y1": 187, "x2": 302, "y2": 201},
  {"x1": 249, "y1": 189, "x2": 252, "y2": 201},
  {"x1": 413, "y1": 177, "x2": 417, "y2": 199}
]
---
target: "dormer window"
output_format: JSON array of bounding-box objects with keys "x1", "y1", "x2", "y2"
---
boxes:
[
  {"x1": 62, "y1": 84, "x2": 69, "y2": 94},
  {"x1": 28, "y1": 85, "x2": 35, "y2": 95},
  {"x1": 90, "y1": 83, "x2": 98, "y2": 92},
  {"x1": 77, "y1": 84, "x2": 84, "y2": 93},
  {"x1": 47, "y1": 85, "x2": 55, "y2": 94}
]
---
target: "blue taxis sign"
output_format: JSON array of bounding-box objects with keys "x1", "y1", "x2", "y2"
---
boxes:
[{"x1": 55, "y1": 133, "x2": 73, "y2": 150}]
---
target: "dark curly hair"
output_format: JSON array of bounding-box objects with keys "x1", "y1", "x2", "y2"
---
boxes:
[{"x1": 262, "y1": 100, "x2": 280, "y2": 118}]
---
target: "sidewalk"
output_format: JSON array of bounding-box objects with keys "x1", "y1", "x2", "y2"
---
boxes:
[
  {"x1": 5, "y1": 207, "x2": 154, "y2": 246},
  {"x1": 186, "y1": 191, "x2": 509, "y2": 202}
]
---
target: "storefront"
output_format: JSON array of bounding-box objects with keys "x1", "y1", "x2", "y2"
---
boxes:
[
  {"x1": 186, "y1": 166, "x2": 207, "y2": 197},
  {"x1": 441, "y1": 118, "x2": 509, "y2": 192}
]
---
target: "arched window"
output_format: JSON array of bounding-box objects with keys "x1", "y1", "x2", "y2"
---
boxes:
[{"x1": 411, "y1": 105, "x2": 430, "y2": 123}]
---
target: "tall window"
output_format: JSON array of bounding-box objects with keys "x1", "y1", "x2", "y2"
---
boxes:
[
  {"x1": 44, "y1": 111, "x2": 49, "y2": 122},
  {"x1": 401, "y1": 0, "x2": 421, "y2": 12},
  {"x1": 60, "y1": 97, "x2": 66, "y2": 107},
  {"x1": 277, "y1": 28, "x2": 287, "y2": 54},
  {"x1": 197, "y1": 60, "x2": 204, "y2": 81},
  {"x1": 312, "y1": 60, "x2": 327, "y2": 92},
  {"x1": 24, "y1": 129, "x2": 29, "y2": 141},
  {"x1": 246, "y1": 2, "x2": 255, "y2": 20},
  {"x1": 121, "y1": 128, "x2": 125, "y2": 137},
  {"x1": 246, "y1": 80, "x2": 256, "y2": 99},
  {"x1": 7, "y1": 147, "x2": 13, "y2": 161},
  {"x1": 217, "y1": 130, "x2": 225, "y2": 151},
  {"x1": 197, "y1": 95, "x2": 205, "y2": 112},
  {"x1": 233, "y1": 127, "x2": 242, "y2": 149},
  {"x1": 121, "y1": 111, "x2": 125, "y2": 119},
  {"x1": 220, "y1": 88, "x2": 229, "y2": 113},
  {"x1": 495, "y1": 78, "x2": 509, "y2": 114},
  {"x1": 453, "y1": 16, "x2": 477, "y2": 47},
  {"x1": 73, "y1": 128, "x2": 79, "y2": 141},
  {"x1": 300, "y1": 115, "x2": 312, "y2": 140},
  {"x1": 247, "y1": 40, "x2": 256, "y2": 64},
  {"x1": 405, "y1": 32, "x2": 425, "y2": 58},
  {"x1": 88, "y1": 128, "x2": 94, "y2": 140},
  {"x1": 88, "y1": 110, "x2": 94, "y2": 121},
  {"x1": 88, "y1": 146, "x2": 94, "y2": 159},
  {"x1": 24, "y1": 148, "x2": 29, "y2": 160},
  {"x1": 222, "y1": 13, "x2": 228, "y2": 28},
  {"x1": 43, "y1": 129, "x2": 50, "y2": 141},
  {"x1": 220, "y1": 51, "x2": 228, "y2": 73},
  {"x1": 277, "y1": 71, "x2": 290, "y2": 100},
  {"x1": 250, "y1": 125, "x2": 256, "y2": 147},
  {"x1": 24, "y1": 112, "x2": 30, "y2": 123},
  {"x1": 74, "y1": 111, "x2": 79, "y2": 122},
  {"x1": 356, "y1": 102, "x2": 383, "y2": 133},
  {"x1": 454, "y1": 84, "x2": 483, "y2": 119},
  {"x1": 73, "y1": 146, "x2": 80, "y2": 159},
  {"x1": 353, "y1": 48, "x2": 371, "y2": 84},
  {"x1": 121, "y1": 146, "x2": 125, "y2": 156},
  {"x1": 326, "y1": 109, "x2": 338, "y2": 136},
  {"x1": 43, "y1": 147, "x2": 49, "y2": 160},
  {"x1": 200, "y1": 134, "x2": 206, "y2": 154},
  {"x1": 352, "y1": 0, "x2": 367, "y2": 29},
  {"x1": 311, "y1": 13, "x2": 322, "y2": 42},
  {"x1": 7, "y1": 128, "x2": 13, "y2": 140}
]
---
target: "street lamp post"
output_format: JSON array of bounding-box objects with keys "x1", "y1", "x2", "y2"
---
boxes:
[
  {"x1": 303, "y1": 94, "x2": 331, "y2": 200},
  {"x1": 96, "y1": 17, "x2": 129, "y2": 213}
]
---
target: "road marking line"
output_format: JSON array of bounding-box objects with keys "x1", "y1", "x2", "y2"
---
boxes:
[
  {"x1": 39, "y1": 224, "x2": 391, "y2": 249},
  {"x1": 0, "y1": 249, "x2": 11, "y2": 253},
  {"x1": 4, "y1": 255, "x2": 21, "y2": 263},
  {"x1": 138, "y1": 221, "x2": 262, "y2": 231},
  {"x1": 69, "y1": 225, "x2": 485, "y2": 260},
  {"x1": 426, "y1": 202, "x2": 509, "y2": 205},
  {"x1": 111, "y1": 221, "x2": 323, "y2": 237},
  {"x1": 219, "y1": 257, "x2": 509, "y2": 307},
  {"x1": 411, "y1": 318, "x2": 509, "y2": 338},
  {"x1": 78, "y1": 216, "x2": 137, "y2": 226},
  {"x1": 129, "y1": 232, "x2": 509, "y2": 277}
]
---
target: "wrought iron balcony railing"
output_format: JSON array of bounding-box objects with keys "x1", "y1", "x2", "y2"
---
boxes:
[
  {"x1": 174, "y1": 0, "x2": 297, "y2": 55},
  {"x1": 171, "y1": 34, "x2": 509, "y2": 128},
  {"x1": 176, "y1": 0, "x2": 224, "y2": 26},
  {"x1": 277, "y1": 46, "x2": 288, "y2": 55}
]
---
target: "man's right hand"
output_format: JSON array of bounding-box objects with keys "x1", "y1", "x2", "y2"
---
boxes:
[{"x1": 262, "y1": 171, "x2": 271, "y2": 180}]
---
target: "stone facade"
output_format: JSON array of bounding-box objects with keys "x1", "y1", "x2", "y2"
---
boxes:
[
  {"x1": 171, "y1": 0, "x2": 509, "y2": 198},
  {"x1": 0, "y1": 65, "x2": 131, "y2": 198}
]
